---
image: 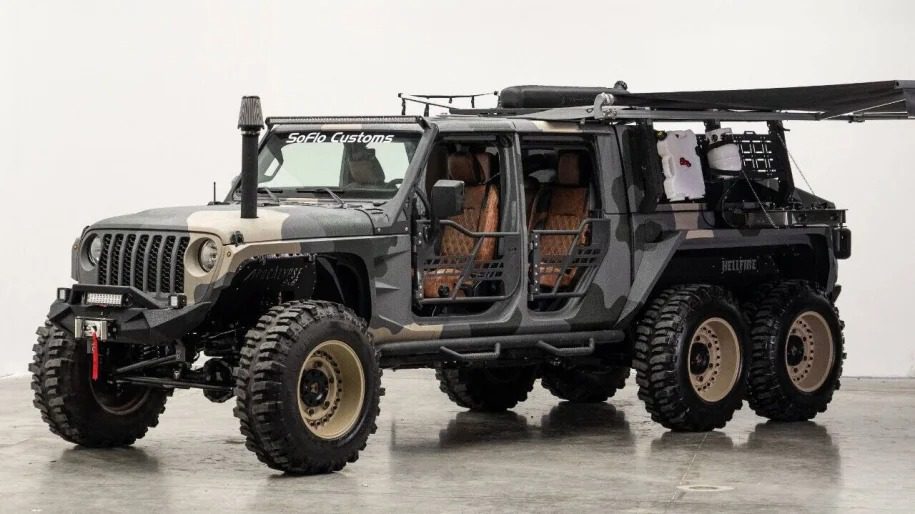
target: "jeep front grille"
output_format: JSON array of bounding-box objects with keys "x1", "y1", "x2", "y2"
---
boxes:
[{"x1": 96, "y1": 232, "x2": 190, "y2": 294}]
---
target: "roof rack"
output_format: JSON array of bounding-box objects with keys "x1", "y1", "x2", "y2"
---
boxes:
[
  {"x1": 399, "y1": 92, "x2": 498, "y2": 116},
  {"x1": 443, "y1": 81, "x2": 915, "y2": 123}
]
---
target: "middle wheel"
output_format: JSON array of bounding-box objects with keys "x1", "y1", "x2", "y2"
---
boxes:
[
  {"x1": 541, "y1": 365, "x2": 630, "y2": 403},
  {"x1": 634, "y1": 284, "x2": 750, "y2": 431},
  {"x1": 435, "y1": 365, "x2": 538, "y2": 412}
]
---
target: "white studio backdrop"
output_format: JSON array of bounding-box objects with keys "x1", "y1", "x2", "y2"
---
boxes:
[{"x1": 1, "y1": 0, "x2": 913, "y2": 377}]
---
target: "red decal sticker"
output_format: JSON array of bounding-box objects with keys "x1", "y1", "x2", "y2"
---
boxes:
[
  {"x1": 91, "y1": 331, "x2": 99, "y2": 381},
  {"x1": 679, "y1": 157, "x2": 692, "y2": 167}
]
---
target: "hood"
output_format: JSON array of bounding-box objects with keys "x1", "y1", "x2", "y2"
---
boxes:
[{"x1": 91, "y1": 203, "x2": 376, "y2": 243}]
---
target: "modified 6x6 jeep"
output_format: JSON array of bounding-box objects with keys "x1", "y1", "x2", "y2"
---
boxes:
[{"x1": 31, "y1": 81, "x2": 914, "y2": 473}]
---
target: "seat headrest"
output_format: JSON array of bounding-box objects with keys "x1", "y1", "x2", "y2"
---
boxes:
[
  {"x1": 349, "y1": 158, "x2": 385, "y2": 185},
  {"x1": 524, "y1": 153, "x2": 556, "y2": 173},
  {"x1": 557, "y1": 152, "x2": 585, "y2": 186},
  {"x1": 447, "y1": 153, "x2": 477, "y2": 183},
  {"x1": 474, "y1": 152, "x2": 493, "y2": 182},
  {"x1": 447, "y1": 152, "x2": 493, "y2": 185}
]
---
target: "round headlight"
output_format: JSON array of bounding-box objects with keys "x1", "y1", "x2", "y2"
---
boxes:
[
  {"x1": 87, "y1": 236, "x2": 103, "y2": 266},
  {"x1": 198, "y1": 239, "x2": 219, "y2": 272}
]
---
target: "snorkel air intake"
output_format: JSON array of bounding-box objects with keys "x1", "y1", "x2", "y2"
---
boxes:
[{"x1": 238, "y1": 96, "x2": 263, "y2": 219}]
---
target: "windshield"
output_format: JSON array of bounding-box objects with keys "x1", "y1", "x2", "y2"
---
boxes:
[{"x1": 252, "y1": 130, "x2": 420, "y2": 200}]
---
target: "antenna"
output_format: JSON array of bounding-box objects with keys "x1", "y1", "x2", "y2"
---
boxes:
[{"x1": 213, "y1": 181, "x2": 216, "y2": 204}]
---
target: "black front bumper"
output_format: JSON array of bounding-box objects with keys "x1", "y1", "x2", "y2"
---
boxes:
[{"x1": 48, "y1": 285, "x2": 211, "y2": 344}]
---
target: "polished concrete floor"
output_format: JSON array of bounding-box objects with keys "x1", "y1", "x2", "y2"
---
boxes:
[{"x1": 1, "y1": 371, "x2": 913, "y2": 513}]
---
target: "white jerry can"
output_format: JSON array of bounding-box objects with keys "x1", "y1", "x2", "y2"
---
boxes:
[{"x1": 656, "y1": 129, "x2": 705, "y2": 201}]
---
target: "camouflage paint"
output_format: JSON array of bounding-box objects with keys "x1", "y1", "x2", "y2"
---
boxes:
[{"x1": 61, "y1": 116, "x2": 841, "y2": 350}]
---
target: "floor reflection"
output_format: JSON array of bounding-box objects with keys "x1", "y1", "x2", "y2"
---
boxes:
[
  {"x1": 37, "y1": 446, "x2": 167, "y2": 509},
  {"x1": 385, "y1": 400, "x2": 638, "y2": 453},
  {"x1": 437, "y1": 411, "x2": 533, "y2": 447},
  {"x1": 50, "y1": 446, "x2": 160, "y2": 473},
  {"x1": 539, "y1": 402, "x2": 632, "y2": 442},
  {"x1": 650, "y1": 429, "x2": 735, "y2": 452},
  {"x1": 649, "y1": 419, "x2": 842, "y2": 502},
  {"x1": 743, "y1": 421, "x2": 842, "y2": 480}
]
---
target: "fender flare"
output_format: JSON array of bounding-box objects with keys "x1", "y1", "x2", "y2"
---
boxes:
[{"x1": 617, "y1": 231, "x2": 685, "y2": 327}]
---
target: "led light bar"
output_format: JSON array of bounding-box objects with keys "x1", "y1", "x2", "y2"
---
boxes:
[{"x1": 84, "y1": 292, "x2": 124, "y2": 307}]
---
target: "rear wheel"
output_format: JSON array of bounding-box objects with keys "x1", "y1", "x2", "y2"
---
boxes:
[
  {"x1": 435, "y1": 365, "x2": 537, "y2": 412},
  {"x1": 541, "y1": 365, "x2": 630, "y2": 403},
  {"x1": 633, "y1": 284, "x2": 750, "y2": 431},
  {"x1": 29, "y1": 322, "x2": 170, "y2": 447},
  {"x1": 744, "y1": 281, "x2": 845, "y2": 421},
  {"x1": 234, "y1": 301, "x2": 381, "y2": 474}
]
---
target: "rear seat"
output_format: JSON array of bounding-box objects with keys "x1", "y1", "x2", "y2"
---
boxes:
[
  {"x1": 530, "y1": 151, "x2": 590, "y2": 289},
  {"x1": 523, "y1": 152, "x2": 557, "y2": 228},
  {"x1": 422, "y1": 152, "x2": 499, "y2": 298}
]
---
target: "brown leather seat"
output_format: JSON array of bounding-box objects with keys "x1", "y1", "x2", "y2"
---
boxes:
[
  {"x1": 422, "y1": 152, "x2": 499, "y2": 298},
  {"x1": 530, "y1": 151, "x2": 590, "y2": 289}
]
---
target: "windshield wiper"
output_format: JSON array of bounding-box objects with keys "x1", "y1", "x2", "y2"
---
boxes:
[
  {"x1": 257, "y1": 187, "x2": 281, "y2": 205},
  {"x1": 314, "y1": 187, "x2": 347, "y2": 208},
  {"x1": 232, "y1": 186, "x2": 281, "y2": 205}
]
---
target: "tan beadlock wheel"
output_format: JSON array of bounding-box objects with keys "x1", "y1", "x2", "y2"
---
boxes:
[
  {"x1": 785, "y1": 311, "x2": 835, "y2": 393},
  {"x1": 687, "y1": 317, "x2": 741, "y2": 402},
  {"x1": 297, "y1": 340, "x2": 365, "y2": 440}
]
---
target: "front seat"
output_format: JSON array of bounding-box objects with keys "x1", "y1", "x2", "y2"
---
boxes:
[
  {"x1": 422, "y1": 152, "x2": 499, "y2": 298},
  {"x1": 347, "y1": 145, "x2": 386, "y2": 186},
  {"x1": 530, "y1": 151, "x2": 590, "y2": 290}
]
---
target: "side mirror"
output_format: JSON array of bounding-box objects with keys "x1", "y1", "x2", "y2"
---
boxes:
[{"x1": 431, "y1": 179, "x2": 464, "y2": 219}]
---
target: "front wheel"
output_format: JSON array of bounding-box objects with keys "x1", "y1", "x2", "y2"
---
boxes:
[
  {"x1": 234, "y1": 301, "x2": 381, "y2": 475},
  {"x1": 29, "y1": 322, "x2": 170, "y2": 447}
]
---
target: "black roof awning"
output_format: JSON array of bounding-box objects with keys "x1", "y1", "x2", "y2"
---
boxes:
[{"x1": 498, "y1": 81, "x2": 915, "y2": 120}]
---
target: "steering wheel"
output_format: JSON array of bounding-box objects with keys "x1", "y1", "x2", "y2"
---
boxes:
[{"x1": 387, "y1": 178, "x2": 404, "y2": 187}]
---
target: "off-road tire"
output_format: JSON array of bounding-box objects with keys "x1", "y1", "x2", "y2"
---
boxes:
[
  {"x1": 541, "y1": 365, "x2": 630, "y2": 403},
  {"x1": 435, "y1": 365, "x2": 537, "y2": 412},
  {"x1": 633, "y1": 284, "x2": 750, "y2": 431},
  {"x1": 744, "y1": 281, "x2": 845, "y2": 422},
  {"x1": 234, "y1": 300, "x2": 382, "y2": 474},
  {"x1": 29, "y1": 322, "x2": 170, "y2": 447}
]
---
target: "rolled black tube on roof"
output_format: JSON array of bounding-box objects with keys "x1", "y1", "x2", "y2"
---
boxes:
[{"x1": 498, "y1": 81, "x2": 915, "y2": 119}]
